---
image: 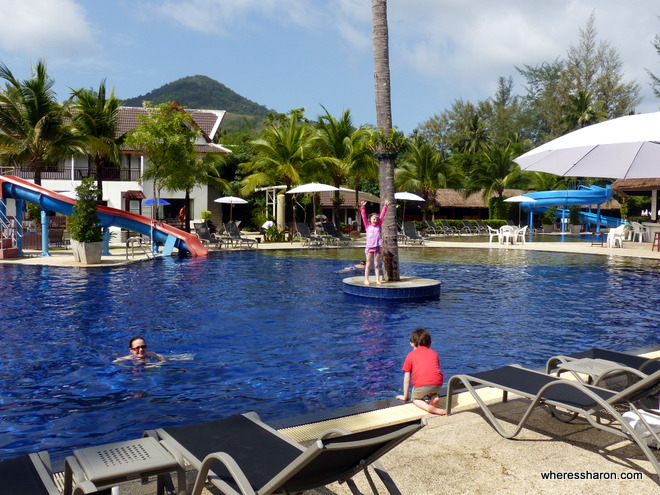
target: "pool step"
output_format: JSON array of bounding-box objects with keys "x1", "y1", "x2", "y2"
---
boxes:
[{"x1": 0, "y1": 237, "x2": 19, "y2": 258}]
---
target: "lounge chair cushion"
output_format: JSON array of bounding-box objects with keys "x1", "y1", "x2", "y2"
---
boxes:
[
  {"x1": 162, "y1": 415, "x2": 302, "y2": 492},
  {"x1": 1, "y1": 454, "x2": 55, "y2": 495},
  {"x1": 622, "y1": 409, "x2": 660, "y2": 448},
  {"x1": 467, "y1": 365, "x2": 615, "y2": 408}
]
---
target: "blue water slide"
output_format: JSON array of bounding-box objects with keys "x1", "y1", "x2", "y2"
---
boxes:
[
  {"x1": 1, "y1": 175, "x2": 207, "y2": 256},
  {"x1": 519, "y1": 185, "x2": 621, "y2": 232}
]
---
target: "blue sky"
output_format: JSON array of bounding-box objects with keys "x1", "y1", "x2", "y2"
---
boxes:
[{"x1": 0, "y1": 0, "x2": 658, "y2": 133}]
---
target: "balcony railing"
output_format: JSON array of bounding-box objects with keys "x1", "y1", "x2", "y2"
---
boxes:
[{"x1": 6, "y1": 167, "x2": 141, "y2": 182}]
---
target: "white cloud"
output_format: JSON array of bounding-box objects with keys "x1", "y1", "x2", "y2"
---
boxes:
[
  {"x1": 153, "y1": 0, "x2": 326, "y2": 34},
  {"x1": 0, "y1": 0, "x2": 98, "y2": 57},
  {"x1": 382, "y1": 0, "x2": 659, "y2": 109}
]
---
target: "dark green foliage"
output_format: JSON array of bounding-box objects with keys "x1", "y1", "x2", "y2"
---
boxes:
[
  {"x1": 69, "y1": 178, "x2": 103, "y2": 243},
  {"x1": 569, "y1": 205, "x2": 582, "y2": 225},
  {"x1": 120, "y1": 75, "x2": 272, "y2": 119},
  {"x1": 541, "y1": 206, "x2": 557, "y2": 225}
]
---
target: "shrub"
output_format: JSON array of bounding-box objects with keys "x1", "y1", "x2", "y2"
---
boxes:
[{"x1": 68, "y1": 178, "x2": 103, "y2": 243}]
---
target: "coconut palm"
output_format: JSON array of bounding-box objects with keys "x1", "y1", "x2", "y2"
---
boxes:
[
  {"x1": 70, "y1": 79, "x2": 123, "y2": 195},
  {"x1": 0, "y1": 60, "x2": 80, "y2": 185},
  {"x1": 466, "y1": 143, "x2": 528, "y2": 219},
  {"x1": 395, "y1": 136, "x2": 464, "y2": 221},
  {"x1": 562, "y1": 89, "x2": 607, "y2": 131},
  {"x1": 371, "y1": 0, "x2": 399, "y2": 281},
  {"x1": 240, "y1": 110, "x2": 322, "y2": 226},
  {"x1": 468, "y1": 143, "x2": 527, "y2": 200},
  {"x1": 314, "y1": 108, "x2": 375, "y2": 224},
  {"x1": 241, "y1": 110, "x2": 320, "y2": 194}
]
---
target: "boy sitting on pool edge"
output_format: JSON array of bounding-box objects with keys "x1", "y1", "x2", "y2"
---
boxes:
[{"x1": 396, "y1": 328, "x2": 446, "y2": 415}]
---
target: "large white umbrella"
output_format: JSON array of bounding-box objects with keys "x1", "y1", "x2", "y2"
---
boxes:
[
  {"x1": 514, "y1": 112, "x2": 660, "y2": 179},
  {"x1": 286, "y1": 183, "x2": 339, "y2": 194},
  {"x1": 287, "y1": 183, "x2": 339, "y2": 223},
  {"x1": 395, "y1": 192, "x2": 425, "y2": 201},
  {"x1": 395, "y1": 192, "x2": 425, "y2": 224},
  {"x1": 503, "y1": 195, "x2": 536, "y2": 203},
  {"x1": 214, "y1": 196, "x2": 248, "y2": 222},
  {"x1": 504, "y1": 195, "x2": 537, "y2": 225}
]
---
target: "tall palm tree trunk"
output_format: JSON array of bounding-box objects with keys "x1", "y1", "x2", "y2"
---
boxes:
[{"x1": 372, "y1": 0, "x2": 399, "y2": 281}]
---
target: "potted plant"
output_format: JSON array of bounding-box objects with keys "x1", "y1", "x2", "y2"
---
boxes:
[
  {"x1": 540, "y1": 207, "x2": 556, "y2": 233},
  {"x1": 569, "y1": 205, "x2": 582, "y2": 234},
  {"x1": 68, "y1": 178, "x2": 104, "y2": 264}
]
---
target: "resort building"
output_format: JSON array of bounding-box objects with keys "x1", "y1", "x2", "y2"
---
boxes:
[{"x1": 2, "y1": 102, "x2": 231, "y2": 238}]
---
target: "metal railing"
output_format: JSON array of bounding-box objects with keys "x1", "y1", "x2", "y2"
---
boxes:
[
  {"x1": 125, "y1": 236, "x2": 154, "y2": 260},
  {"x1": 0, "y1": 199, "x2": 22, "y2": 247},
  {"x1": 5, "y1": 166, "x2": 142, "y2": 182}
]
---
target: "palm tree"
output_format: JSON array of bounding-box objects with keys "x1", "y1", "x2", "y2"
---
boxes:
[
  {"x1": 562, "y1": 89, "x2": 607, "y2": 131},
  {"x1": 371, "y1": 0, "x2": 399, "y2": 281},
  {"x1": 395, "y1": 136, "x2": 464, "y2": 221},
  {"x1": 70, "y1": 79, "x2": 123, "y2": 195},
  {"x1": 314, "y1": 108, "x2": 374, "y2": 224},
  {"x1": 466, "y1": 143, "x2": 528, "y2": 219},
  {"x1": 0, "y1": 60, "x2": 80, "y2": 185},
  {"x1": 240, "y1": 110, "x2": 321, "y2": 225}
]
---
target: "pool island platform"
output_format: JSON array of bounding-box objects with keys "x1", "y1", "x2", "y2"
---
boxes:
[{"x1": 342, "y1": 275, "x2": 441, "y2": 300}]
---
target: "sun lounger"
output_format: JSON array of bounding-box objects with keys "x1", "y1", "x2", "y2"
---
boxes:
[
  {"x1": 475, "y1": 220, "x2": 489, "y2": 234},
  {"x1": 294, "y1": 222, "x2": 324, "y2": 247},
  {"x1": 446, "y1": 365, "x2": 660, "y2": 477},
  {"x1": 546, "y1": 348, "x2": 660, "y2": 376},
  {"x1": 0, "y1": 451, "x2": 97, "y2": 494},
  {"x1": 224, "y1": 222, "x2": 257, "y2": 249},
  {"x1": 194, "y1": 222, "x2": 223, "y2": 249},
  {"x1": 145, "y1": 412, "x2": 426, "y2": 495},
  {"x1": 402, "y1": 221, "x2": 425, "y2": 244},
  {"x1": 460, "y1": 220, "x2": 477, "y2": 234},
  {"x1": 439, "y1": 220, "x2": 459, "y2": 235},
  {"x1": 424, "y1": 219, "x2": 439, "y2": 236},
  {"x1": 321, "y1": 222, "x2": 352, "y2": 246}
]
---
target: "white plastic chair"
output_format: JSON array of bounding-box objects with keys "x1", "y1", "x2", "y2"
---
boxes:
[
  {"x1": 607, "y1": 224, "x2": 627, "y2": 248},
  {"x1": 515, "y1": 225, "x2": 528, "y2": 244},
  {"x1": 487, "y1": 225, "x2": 500, "y2": 244},
  {"x1": 499, "y1": 225, "x2": 517, "y2": 245},
  {"x1": 631, "y1": 222, "x2": 649, "y2": 243}
]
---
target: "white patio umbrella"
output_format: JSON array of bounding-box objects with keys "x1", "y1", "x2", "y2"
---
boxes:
[
  {"x1": 287, "y1": 183, "x2": 339, "y2": 222},
  {"x1": 504, "y1": 195, "x2": 537, "y2": 225},
  {"x1": 394, "y1": 192, "x2": 425, "y2": 202},
  {"x1": 395, "y1": 192, "x2": 425, "y2": 225},
  {"x1": 286, "y1": 183, "x2": 338, "y2": 194},
  {"x1": 214, "y1": 196, "x2": 248, "y2": 222},
  {"x1": 514, "y1": 111, "x2": 660, "y2": 179}
]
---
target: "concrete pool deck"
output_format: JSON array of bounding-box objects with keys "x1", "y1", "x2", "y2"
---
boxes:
[{"x1": 2, "y1": 232, "x2": 660, "y2": 266}]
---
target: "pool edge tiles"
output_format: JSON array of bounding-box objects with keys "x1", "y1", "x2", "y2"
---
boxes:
[{"x1": 342, "y1": 276, "x2": 441, "y2": 300}]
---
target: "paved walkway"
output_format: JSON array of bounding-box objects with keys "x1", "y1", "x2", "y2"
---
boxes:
[{"x1": 3, "y1": 232, "x2": 660, "y2": 266}]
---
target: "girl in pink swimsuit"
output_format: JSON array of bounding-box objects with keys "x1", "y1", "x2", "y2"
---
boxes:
[{"x1": 360, "y1": 199, "x2": 390, "y2": 285}]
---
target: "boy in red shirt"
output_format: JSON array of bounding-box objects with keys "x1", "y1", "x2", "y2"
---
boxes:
[{"x1": 396, "y1": 328, "x2": 445, "y2": 415}]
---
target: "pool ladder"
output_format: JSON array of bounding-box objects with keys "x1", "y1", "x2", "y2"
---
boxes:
[{"x1": 125, "y1": 236, "x2": 154, "y2": 260}]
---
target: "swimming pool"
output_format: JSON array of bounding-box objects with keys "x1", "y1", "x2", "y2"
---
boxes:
[{"x1": 1, "y1": 248, "x2": 658, "y2": 461}]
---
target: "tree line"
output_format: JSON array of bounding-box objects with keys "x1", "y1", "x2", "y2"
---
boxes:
[{"x1": 1, "y1": 14, "x2": 658, "y2": 231}]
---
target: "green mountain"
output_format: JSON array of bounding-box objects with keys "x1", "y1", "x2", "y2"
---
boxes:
[{"x1": 121, "y1": 75, "x2": 272, "y2": 122}]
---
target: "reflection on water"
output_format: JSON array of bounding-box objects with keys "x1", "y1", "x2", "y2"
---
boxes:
[{"x1": 0, "y1": 247, "x2": 658, "y2": 460}]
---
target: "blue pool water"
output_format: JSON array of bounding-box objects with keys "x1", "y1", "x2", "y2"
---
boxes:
[{"x1": 1, "y1": 248, "x2": 659, "y2": 461}]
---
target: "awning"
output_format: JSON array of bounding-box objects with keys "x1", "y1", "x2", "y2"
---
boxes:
[{"x1": 122, "y1": 190, "x2": 146, "y2": 200}]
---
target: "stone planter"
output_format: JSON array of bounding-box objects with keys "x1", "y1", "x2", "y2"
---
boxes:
[
  {"x1": 71, "y1": 239, "x2": 103, "y2": 264},
  {"x1": 569, "y1": 224, "x2": 582, "y2": 234},
  {"x1": 542, "y1": 224, "x2": 554, "y2": 233}
]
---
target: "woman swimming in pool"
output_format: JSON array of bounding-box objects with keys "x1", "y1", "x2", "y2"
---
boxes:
[{"x1": 114, "y1": 336, "x2": 165, "y2": 364}]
